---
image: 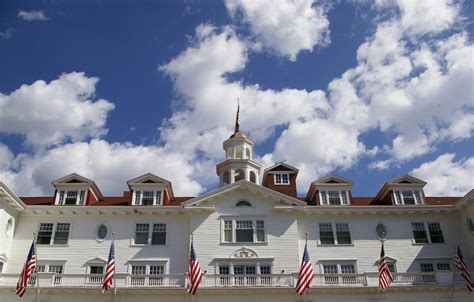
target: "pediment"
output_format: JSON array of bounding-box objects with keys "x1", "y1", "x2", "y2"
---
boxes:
[
  {"x1": 230, "y1": 247, "x2": 259, "y2": 259},
  {"x1": 85, "y1": 257, "x2": 107, "y2": 264},
  {"x1": 183, "y1": 180, "x2": 305, "y2": 208},
  {"x1": 127, "y1": 173, "x2": 171, "y2": 187},
  {"x1": 52, "y1": 173, "x2": 94, "y2": 186},
  {"x1": 388, "y1": 175, "x2": 427, "y2": 186},
  {"x1": 312, "y1": 174, "x2": 353, "y2": 185}
]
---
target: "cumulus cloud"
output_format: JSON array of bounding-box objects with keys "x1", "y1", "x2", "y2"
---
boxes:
[
  {"x1": 0, "y1": 72, "x2": 115, "y2": 148},
  {"x1": 0, "y1": 139, "x2": 203, "y2": 196},
  {"x1": 411, "y1": 153, "x2": 474, "y2": 196},
  {"x1": 225, "y1": 0, "x2": 330, "y2": 61},
  {"x1": 18, "y1": 10, "x2": 48, "y2": 22}
]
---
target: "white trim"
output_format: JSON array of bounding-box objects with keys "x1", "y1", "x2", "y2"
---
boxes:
[
  {"x1": 274, "y1": 173, "x2": 290, "y2": 185},
  {"x1": 221, "y1": 217, "x2": 266, "y2": 244},
  {"x1": 36, "y1": 221, "x2": 73, "y2": 246},
  {"x1": 317, "y1": 222, "x2": 353, "y2": 246},
  {"x1": 410, "y1": 221, "x2": 446, "y2": 245},
  {"x1": 319, "y1": 190, "x2": 350, "y2": 206},
  {"x1": 131, "y1": 222, "x2": 167, "y2": 246}
]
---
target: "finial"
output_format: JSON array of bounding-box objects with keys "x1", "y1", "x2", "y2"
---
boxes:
[
  {"x1": 234, "y1": 98, "x2": 240, "y2": 134},
  {"x1": 112, "y1": 231, "x2": 116, "y2": 240},
  {"x1": 305, "y1": 232, "x2": 309, "y2": 242}
]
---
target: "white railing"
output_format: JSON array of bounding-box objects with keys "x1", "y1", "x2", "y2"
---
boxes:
[{"x1": 0, "y1": 272, "x2": 470, "y2": 289}]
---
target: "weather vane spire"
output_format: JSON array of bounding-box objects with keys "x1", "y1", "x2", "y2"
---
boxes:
[{"x1": 234, "y1": 97, "x2": 240, "y2": 134}]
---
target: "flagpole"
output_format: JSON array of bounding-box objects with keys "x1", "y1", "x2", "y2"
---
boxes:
[
  {"x1": 112, "y1": 232, "x2": 117, "y2": 302},
  {"x1": 305, "y1": 232, "x2": 309, "y2": 302},
  {"x1": 33, "y1": 232, "x2": 39, "y2": 302},
  {"x1": 450, "y1": 240, "x2": 459, "y2": 302},
  {"x1": 189, "y1": 233, "x2": 193, "y2": 302},
  {"x1": 378, "y1": 239, "x2": 383, "y2": 302}
]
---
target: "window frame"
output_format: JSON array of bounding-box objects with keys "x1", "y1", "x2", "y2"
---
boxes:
[
  {"x1": 318, "y1": 222, "x2": 353, "y2": 246},
  {"x1": 273, "y1": 173, "x2": 290, "y2": 185},
  {"x1": 55, "y1": 189, "x2": 87, "y2": 206},
  {"x1": 128, "y1": 261, "x2": 168, "y2": 286},
  {"x1": 36, "y1": 222, "x2": 72, "y2": 246},
  {"x1": 319, "y1": 190, "x2": 350, "y2": 205},
  {"x1": 132, "y1": 222, "x2": 167, "y2": 246},
  {"x1": 411, "y1": 221, "x2": 445, "y2": 245},
  {"x1": 132, "y1": 190, "x2": 163, "y2": 206},
  {"x1": 393, "y1": 189, "x2": 424, "y2": 205},
  {"x1": 221, "y1": 217, "x2": 267, "y2": 244}
]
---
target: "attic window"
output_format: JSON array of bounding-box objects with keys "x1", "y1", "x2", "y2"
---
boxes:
[
  {"x1": 274, "y1": 173, "x2": 289, "y2": 185},
  {"x1": 393, "y1": 190, "x2": 423, "y2": 205},
  {"x1": 134, "y1": 190, "x2": 162, "y2": 206},
  {"x1": 57, "y1": 190, "x2": 86, "y2": 205},
  {"x1": 236, "y1": 200, "x2": 252, "y2": 207},
  {"x1": 320, "y1": 191, "x2": 349, "y2": 205}
]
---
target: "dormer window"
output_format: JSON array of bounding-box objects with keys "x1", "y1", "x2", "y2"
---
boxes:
[
  {"x1": 134, "y1": 191, "x2": 162, "y2": 206},
  {"x1": 393, "y1": 190, "x2": 423, "y2": 205},
  {"x1": 274, "y1": 173, "x2": 289, "y2": 185},
  {"x1": 57, "y1": 190, "x2": 86, "y2": 205},
  {"x1": 320, "y1": 191, "x2": 349, "y2": 205}
]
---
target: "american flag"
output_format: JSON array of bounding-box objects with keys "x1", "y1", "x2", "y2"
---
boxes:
[
  {"x1": 16, "y1": 239, "x2": 37, "y2": 297},
  {"x1": 379, "y1": 242, "x2": 393, "y2": 289},
  {"x1": 187, "y1": 240, "x2": 203, "y2": 295},
  {"x1": 101, "y1": 241, "x2": 115, "y2": 293},
  {"x1": 296, "y1": 243, "x2": 314, "y2": 295},
  {"x1": 454, "y1": 245, "x2": 472, "y2": 292}
]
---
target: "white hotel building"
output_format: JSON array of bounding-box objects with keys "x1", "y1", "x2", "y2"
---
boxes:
[{"x1": 0, "y1": 126, "x2": 473, "y2": 302}]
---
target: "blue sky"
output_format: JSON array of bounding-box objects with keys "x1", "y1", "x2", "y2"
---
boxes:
[{"x1": 0, "y1": 0, "x2": 473, "y2": 198}]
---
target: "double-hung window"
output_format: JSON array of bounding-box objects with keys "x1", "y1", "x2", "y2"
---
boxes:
[
  {"x1": 318, "y1": 223, "x2": 352, "y2": 245},
  {"x1": 133, "y1": 190, "x2": 162, "y2": 206},
  {"x1": 320, "y1": 191, "x2": 349, "y2": 205},
  {"x1": 37, "y1": 223, "x2": 71, "y2": 245},
  {"x1": 412, "y1": 222, "x2": 444, "y2": 244},
  {"x1": 31, "y1": 263, "x2": 64, "y2": 285},
  {"x1": 57, "y1": 190, "x2": 86, "y2": 205},
  {"x1": 134, "y1": 223, "x2": 167, "y2": 245},
  {"x1": 321, "y1": 262, "x2": 357, "y2": 285},
  {"x1": 222, "y1": 218, "x2": 266, "y2": 243},
  {"x1": 130, "y1": 263, "x2": 165, "y2": 286},
  {"x1": 274, "y1": 173, "x2": 289, "y2": 185},
  {"x1": 419, "y1": 261, "x2": 450, "y2": 283},
  {"x1": 393, "y1": 190, "x2": 423, "y2": 205}
]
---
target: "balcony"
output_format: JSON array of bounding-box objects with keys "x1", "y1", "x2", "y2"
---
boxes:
[{"x1": 0, "y1": 272, "x2": 468, "y2": 290}]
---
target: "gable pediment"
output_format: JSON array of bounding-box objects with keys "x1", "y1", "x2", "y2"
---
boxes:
[
  {"x1": 183, "y1": 180, "x2": 305, "y2": 208},
  {"x1": 52, "y1": 173, "x2": 94, "y2": 186},
  {"x1": 127, "y1": 173, "x2": 170, "y2": 187},
  {"x1": 388, "y1": 175, "x2": 427, "y2": 186},
  {"x1": 312, "y1": 174, "x2": 353, "y2": 185}
]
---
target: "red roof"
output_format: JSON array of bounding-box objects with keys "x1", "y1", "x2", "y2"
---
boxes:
[{"x1": 20, "y1": 197, "x2": 54, "y2": 205}]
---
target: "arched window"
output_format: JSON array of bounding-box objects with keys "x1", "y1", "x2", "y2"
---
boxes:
[
  {"x1": 235, "y1": 169, "x2": 245, "y2": 182},
  {"x1": 249, "y1": 171, "x2": 257, "y2": 183},
  {"x1": 227, "y1": 148, "x2": 233, "y2": 159},
  {"x1": 235, "y1": 147, "x2": 243, "y2": 159},
  {"x1": 236, "y1": 200, "x2": 252, "y2": 207},
  {"x1": 246, "y1": 148, "x2": 251, "y2": 159},
  {"x1": 223, "y1": 171, "x2": 230, "y2": 185}
]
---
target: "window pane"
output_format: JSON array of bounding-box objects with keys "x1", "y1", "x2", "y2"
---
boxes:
[
  {"x1": 90, "y1": 266, "x2": 104, "y2": 274},
  {"x1": 414, "y1": 191, "x2": 422, "y2": 204},
  {"x1": 37, "y1": 223, "x2": 53, "y2": 244},
  {"x1": 340, "y1": 265, "x2": 355, "y2": 274},
  {"x1": 97, "y1": 224, "x2": 108, "y2": 240},
  {"x1": 135, "y1": 224, "x2": 149, "y2": 244},
  {"x1": 224, "y1": 220, "x2": 233, "y2": 242},
  {"x1": 395, "y1": 191, "x2": 402, "y2": 205},
  {"x1": 256, "y1": 220, "x2": 265, "y2": 242},
  {"x1": 260, "y1": 266, "x2": 271, "y2": 275},
  {"x1": 135, "y1": 191, "x2": 141, "y2": 205},
  {"x1": 281, "y1": 174, "x2": 289, "y2": 184},
  {"x1": 131, "y1": 266, "x2": 146, "y2": 286},
  {"x1": 420, "y1": 263, "x2": 434, "y2": 272},
  {"x1": 323, "y1": 265, "x2": 338, "y2": 284},
  {"x1": 275, "y1": 174, "x2": 282, "y2": 184},
  {"x1": 341, "y1": 191, "x2": 348, "y2": 205},
  {"x1": 150, "y1": 266, "x2": 164, "y2": 275},
  {"x1": 65, "y1": 191, "x2": 78, "y2": 205},
  {"x1": 142, "y1": 191, "x2": 154, "y2": 206},
  {"x1": 328, "y1": 191, "x2": 341, "y2": 205},
  {"x1": 53, "y1": 223, "x2": 70, "y2": 244},
  {"x1": 387, "y1": 264, "x2": 396, "y2": 273},
  {"x1": 79, "y1": 191, "x2": 86, "y2": 205},
  {"x1": 436, "y1": 263, "x2": 450, "y2": 271},
  {"x1": 319, "y1": 223, "x2": 334, "y2": 244},
  {"x1": 428, "y1": 222, "x2": 444, "y2": 243},
  {"x1": 336, "y1": 223, "x2": 351, "y2": 244},
  {"x1": 156, "y1": 191, "x2": 162, "y2": 205},
  {"x1": 412, "y1": 222, "x2": 428, "y2": 243},
  {"x1": 151, "y1": 223, "x2": 166, "y2": 245},
  {"x1": 58, "y1": 191, "x2": 65, "y2": 205},
  {"x1": 236, "y1": 221, "x2": 253, "y2": 242},
  {"x1": 402, "y1": 191, "x2": 415, "y2": 205},
  {"x1": 320, "y1": 191, "x2": 328, "y2": 205}
]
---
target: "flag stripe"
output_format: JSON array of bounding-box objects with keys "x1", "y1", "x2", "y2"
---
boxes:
[
  {"x1": 379, "y1": 243, "x2": 393, "y2": 289},
  {"x1": 296, "y1": 243, "x2": 314, "y2": 295},
  {"x1": 102, "y1": 241, "x2": 115, "y2": 293},
  {"x1": 187, "y1": 240, "x2": 203, "y2": 295},
  {"x1": 454, "y1": 245, "x2": 473, "y2": 292},
  {"x1": 16, "y1": 240, "x2": 37, "y2": 297}
]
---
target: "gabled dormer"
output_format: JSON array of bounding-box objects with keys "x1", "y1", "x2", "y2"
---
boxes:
[
  {"x1": 127, "y1": 173, "x2": 174, "y2": 206},
  {"x1": 374, "y1": 175, "x2": 426, "y2": 206},
  {"x1": 262, "y1": 162, "x2": 298, "y2": 198},
  {"x1": 305, "y1": 175, "x2": 352, "y2": 205},
  {"x1": 52, "y1": 173, "x2": 103, "y2": 206}
]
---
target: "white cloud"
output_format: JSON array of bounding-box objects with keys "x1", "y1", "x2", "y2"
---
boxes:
[
  {"x1": 0, "y1": 144, "x2": 14, "y2": 170},
  {"x1": 225, "y1": 0, "x2": 330, "y2": 61},
  {"x1": 0, "y1": 27, "x2": 14, "y2": 39},
  {"x1": 18, "y1": 10, "x2": 48, "y2": 22},
  {"x1": 0, "y1": 72, "x2": 115, "y2": 148},
  {"x1": 411, "y1": 153, "x2": 474, "y2": 196},
  {"x1": 0, "y1": 139, "x2": 203, "y2": 197}
]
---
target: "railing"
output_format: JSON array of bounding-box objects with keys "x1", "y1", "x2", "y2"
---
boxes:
[{"x1": 0, "y1": 272, "x2": 471, "y2": 289}]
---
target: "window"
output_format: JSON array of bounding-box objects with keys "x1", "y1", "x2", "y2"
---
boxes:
[
  {"x1": 393, "y1": 190, "x2": 423, "y2": 205},
  {"x1": 375, "y1": 223, "x2": 388, "y2": 240},
  {"x1": 274, "y1": 173, "x2": 289, "y2": 185},
  {"x1": 133, "y1": 190, "x2": 162, "y2": 206},
  {"x1": 412, "y1": 222, "x2": 444, "y2": 244},
  {"x1": 319, "y1": 191, "x2": 349, "y2": 205},
  {"x1": 219, "y1": 266, "x2": 230, "y2": 286},
  {"x1": 319, "y1": 223, "x2": 352, "y2": 245},
  {"x1": 130, "y1": 264, "x2": 165, "y2": 286},
  {"x1": 57, "y1": 190, "x2": 86, "y2": 205},
  {"x1": 322, "y1": 262, "x2": 357, "y2": 285},
  {"x1": 222, "y1": 218, "x2": 266, "y2": 243},
  {"x1": 235, "y1": 200, "x2": 252, "y2": 207},
  {"x1": 97, "y1": 224, "x2": 109, "y2": 241},
  {"x1": 218, "y1": 264, "x2": 272, "y2": 286},
  {"x1": 88, "y1": 265, "x2": 104, "y2": 284},
  {"x1": 427, "y1": 222, "x2": 445, "y2": 243},
  {"x1": 0, "y1": 262, "x2": 3, "y2": 273},
  {"x1": 37, "y1": 223, "x2": 71, "y2": 245},
  {"x1": 32, "y1": 264, "x2": 64, "y2": 285},
  {"x1": 133, "y1": 223, "x2": 166, "y2": 245}
]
